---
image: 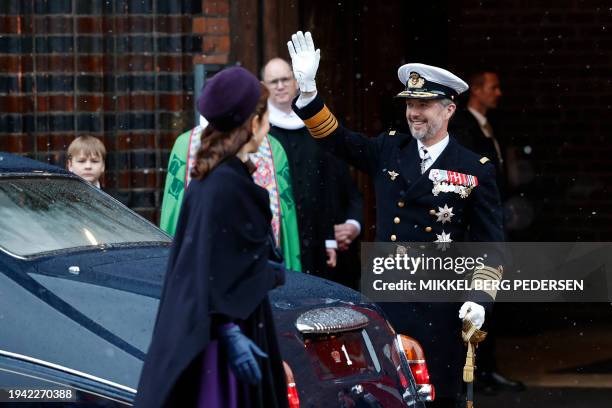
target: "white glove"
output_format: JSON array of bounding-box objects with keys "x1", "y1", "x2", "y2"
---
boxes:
[
  {"x1": 287, "y1": 31, "x2": 320, "y2": 93},
  {"x1": 458, "y1": 301, "x2": 485, "y2": 329}
]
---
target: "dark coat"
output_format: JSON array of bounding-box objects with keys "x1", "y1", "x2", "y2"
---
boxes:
[
  {"x1": 450, "y1": 108, "x2": 506, "y2": 196},
  {"x1": 270, "y1": 125, "x2": 363, "y2": 279},
  {"x1": 135, "y1": 157, "x2": 288, "y2": 408},
  {"x1": 293, "y1": 95, "x2": 504, "y2": 399}
]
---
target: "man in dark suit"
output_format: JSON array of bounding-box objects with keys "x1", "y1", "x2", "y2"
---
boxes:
[
  {"x1": 450, "y1": 72, "x2": 505, "y2": 193},
  {"x1": 451, "y1": 72, "x2": 526, "y2": 393},
  {"x1": 287, "y1": 31, "x2": 505, "y2": 407}
]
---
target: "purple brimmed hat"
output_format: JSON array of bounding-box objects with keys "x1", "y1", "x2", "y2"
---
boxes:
[{"x1": 197, "y1": 66, "x2": 261, "y2": 132}]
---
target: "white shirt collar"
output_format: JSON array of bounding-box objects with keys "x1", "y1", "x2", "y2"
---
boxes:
[
  {"x1": 268, "y1": 101, "x2": 305, "y2": 130},
  {"x1": 417, "y1": 134, "x2": 449, "y2": 166},
  {"x1": 468, "y1": 107, "x2": 488, "y2": 126}
]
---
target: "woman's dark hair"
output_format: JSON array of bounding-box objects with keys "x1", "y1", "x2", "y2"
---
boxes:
[{"x1": 191, "y1": 84, "x2": 269, "y2": 180}]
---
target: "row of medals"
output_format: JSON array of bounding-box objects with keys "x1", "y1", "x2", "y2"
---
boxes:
[{"x1": 432, "y1": 181, "x2": 473, "y2": 198}]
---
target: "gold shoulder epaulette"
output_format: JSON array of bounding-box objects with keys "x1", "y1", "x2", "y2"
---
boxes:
[
  {"x1": 303, "y1": 105, "x2": 338, "y2": 138},
  {"x1": 388, "y1": 130, "x2": 396, "y2": 136},
  {"x1": 479, "y1": 157, "x2": 490, "y2": 164}
]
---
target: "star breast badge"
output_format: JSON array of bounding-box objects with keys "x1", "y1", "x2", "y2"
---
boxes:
[
  {"x1": 388, "y1": 170, "x2": 399, "y2": 181},
  {"x1": 434, "y1": 230, "x2": 452, "y2": 251},
  {"x1": 435, "y1": 204, "x2": 454, "y2": 224}
]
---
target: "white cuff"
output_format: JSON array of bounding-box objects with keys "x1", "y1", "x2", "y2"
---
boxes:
[
  {"x1": 345, "y1": 219, "x2": 361, "y2": 235},
  {"x1": 325, "y1": 239, "x2": 338, "y2": 249},
  {"x1": 295, "y1": 91, "x2": 317, "y2": 109}
]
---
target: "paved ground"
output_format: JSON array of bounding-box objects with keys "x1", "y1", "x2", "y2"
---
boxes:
[
  {"x1": 477, "y1": 387, "x2": 612, "y2": 408},
  {"x1": 470, "y1": 313, "x2": 612, "y2": 407}
]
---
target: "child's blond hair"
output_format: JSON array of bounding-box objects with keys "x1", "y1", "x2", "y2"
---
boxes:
[{"x1": 66, "y1": 136, "x2": 106, "y2": 162}]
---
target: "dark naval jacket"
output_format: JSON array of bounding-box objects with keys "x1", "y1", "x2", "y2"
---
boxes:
[
  {"x1": 293, "y1": 94, "x2": 504, "y2": 399},
  {"x1": 293, "y1": 95, "x2": 504, "y2": 245}
]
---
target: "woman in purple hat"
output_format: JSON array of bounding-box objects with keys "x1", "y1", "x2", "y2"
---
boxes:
[{"x1": 136, "y1": 66, "x2": 289, "y2": 408}]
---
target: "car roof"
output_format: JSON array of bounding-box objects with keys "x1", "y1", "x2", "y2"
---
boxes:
[{"x1": 0, "y1": 152, "x2": 70, "y2": 176}]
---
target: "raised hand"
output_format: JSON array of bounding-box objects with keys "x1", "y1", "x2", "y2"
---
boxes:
[{"x1": 287, "y1": 31, "x2": 320, "y2": 93}]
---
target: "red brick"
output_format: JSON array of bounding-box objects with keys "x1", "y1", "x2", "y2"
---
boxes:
[
  {"x1": 193, "y1": 17, "x2": 229, "y2": 35},
  {"x1": 156, "y1": 16, "x2": 191, "y2": 33},
  {"x1": 1, "y1": 135, "x2": 34, "y2": 153},
  {"x1": 35, "y1": 56, "x2": 75, "y2": 73},
  {"x1": 0, "y1": 56, "x2": 33, "y2": 73},
  {"x1": 36, "y1": 95, "x2": 74, "y2": 112},
  {"x1": 0, "y1": 96, "x2": 34, "y2": 113},
  {"x1": 192, "y1": 17, "x2": 205, "y2": 33},
  {"x1": 157, "y1": 55, "x2": 194, "y2": 72},
  {"x1": 36, "y1": 134, "x2": 70, "y2": 152},
  {"x1": 102, "y1": 17, "x2": 114, "y2": 33},
  {"x1": 117, "y1": 95, "x2": 156, "y2": 111},
  {"x1": 103, "y1": 54, "x2": 115, "y2": 72},
  {"x1": 76, "y1": 17, "x2": 103, "y2": 33},
  {"x1": 202, "y1": 35, "x2": 230, "y2": 54},
  {"x1": 159, "y1": 94, "x2": 193, "y2": 111},
  {"x1": 103, "y1": 95, "x2": 115, "y2": 111},
  {"x1": 115, "y1": 170, "x2": 157, "y2": 189},
  {"x1": 0, "y1": 16, "x2": 22, "y2": 34},
  {"x1": 43, "y1": 134, "x2": 75, "y2": 151},
  {"x1": 115, "y1": 16, "x2": 154, "y2": 33},
  {"x1": 194, "y1": 54, "x2": 229, "y2": 64},
  {"x1": 115, "y1": 133, "x2": 156, "y2": 150},
  {"x1": 203, "y1": 0, "x2": 230, "y2": 16},
  {"x1": 77, "y1": 95, "x2": 103, "y2": 112},
  {"x1": 77, "y1": 56, "x2": 104, "y2": 72}
]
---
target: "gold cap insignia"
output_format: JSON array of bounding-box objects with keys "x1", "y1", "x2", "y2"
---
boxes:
[
  {"x1": 407, "y1": 72, "x2": 425, "y2": 89},
  {"x1": 479, "y1": 157, "x2": 490, "y2": 164}
]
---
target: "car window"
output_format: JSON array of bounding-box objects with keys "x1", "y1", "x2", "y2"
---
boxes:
[{"x1": 0, "y1": 177, "x2": 170, "y2": 256}]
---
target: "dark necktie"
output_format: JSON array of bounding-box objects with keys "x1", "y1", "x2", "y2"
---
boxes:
[{"x1": 420, "y1": 147, "x2": 431, "y2": 174}]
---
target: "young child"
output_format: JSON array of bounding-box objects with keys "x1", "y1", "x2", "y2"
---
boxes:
[{"x1": 66, "y1": 136, "x2": 106, "y2": 188}]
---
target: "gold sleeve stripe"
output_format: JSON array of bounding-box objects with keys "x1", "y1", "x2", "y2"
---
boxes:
[
  {"x1": 472, "y1": 266, "x2": 503, "y2": 281},
  {"x1": 310, "y1": 112, "x2": 335, "y2": 132},
  {"x1": 303, "y1": 105, "x2": 338, "y2": 138},
  {"x1": 311, "y1": 116, "x2": 338, "y2": 138},
  {"x1": 471, "y1": 265, "x2": 504, "y2": 300}
]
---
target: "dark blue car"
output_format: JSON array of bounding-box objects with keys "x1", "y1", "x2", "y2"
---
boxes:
[{"x1": 0, "y1": 153, "x2": 433, "y2": 407}]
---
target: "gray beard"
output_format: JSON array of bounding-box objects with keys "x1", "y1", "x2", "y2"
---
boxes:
[{"x1": 409, "y1": 120, "x2": 443, "y2": 142}]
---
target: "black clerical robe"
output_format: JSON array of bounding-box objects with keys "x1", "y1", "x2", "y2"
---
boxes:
[{"x1": 270, "y1": 125, "x2": 363, "y2": 280}]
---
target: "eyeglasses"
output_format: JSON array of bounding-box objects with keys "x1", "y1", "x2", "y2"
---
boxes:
[{"x1": 265, "y1": 77, "x2": 294, "y2": 87}]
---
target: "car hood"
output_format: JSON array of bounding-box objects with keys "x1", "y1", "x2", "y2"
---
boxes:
[{"x1": 1, "y1": 245, "x2": 385, "y2": 392}]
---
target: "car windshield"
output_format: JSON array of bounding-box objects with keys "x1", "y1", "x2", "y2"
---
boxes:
[{"x1": 0, "y1": 177, "x2": 169, "y2": 256}]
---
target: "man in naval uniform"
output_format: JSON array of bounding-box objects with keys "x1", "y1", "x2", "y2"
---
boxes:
[{"x1": 287, "y1": 32, "x2": 504, "y2": 407}]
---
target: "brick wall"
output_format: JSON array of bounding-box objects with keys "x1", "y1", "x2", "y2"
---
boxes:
[
  {"x1": 447, "y1": 1, "x2": 612, "y2": 240},
  {"x1": 0, "y1": 0, "x2": 230, "y2": 223}
]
